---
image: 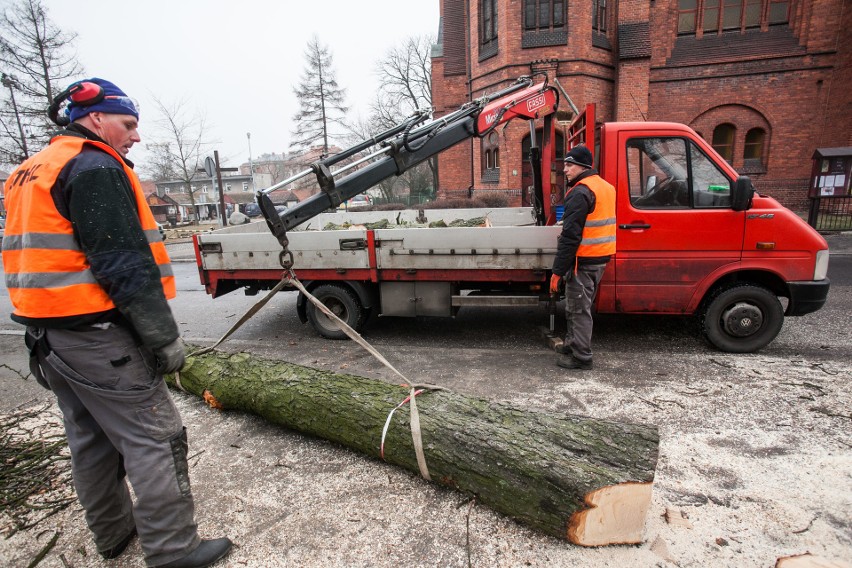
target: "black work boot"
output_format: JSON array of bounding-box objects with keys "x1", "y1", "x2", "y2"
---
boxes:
[
  {"x1": 154, "y1": 538, "x2": 233, "y2": 568},
  {"x1": 99, "y1": 527, "x2": 137, "y2": 559},
  {"x1": 556, "y1": 355, "x2": 593, "y2": 370}
]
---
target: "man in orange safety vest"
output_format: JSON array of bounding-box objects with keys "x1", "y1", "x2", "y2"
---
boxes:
[
  {"x1": 1, "y1": 77, "x2": 231, "y2": 568},
  {"x1": 549, "y1": 145, "x2": 616, "y2": 370}
]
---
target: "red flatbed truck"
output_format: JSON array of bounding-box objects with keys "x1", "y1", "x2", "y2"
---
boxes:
[{"x1": 194, "y1": 78, "x2": 830, "y2": 353}]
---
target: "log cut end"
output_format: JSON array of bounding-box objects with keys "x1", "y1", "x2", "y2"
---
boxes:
[
  {"x1": 776, "y1": 554, "x2": 852, "y2": 568},
  {"x1": 567, "y1": 482, "x2": 653, "y2": 546}
]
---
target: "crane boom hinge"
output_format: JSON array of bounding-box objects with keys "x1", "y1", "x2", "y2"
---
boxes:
[{"x1": 313, "y1": 162, "x2": 345, "y2": 208}]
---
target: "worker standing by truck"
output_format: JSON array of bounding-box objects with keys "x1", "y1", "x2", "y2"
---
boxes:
[
  {"x1": 550, "y1": 146, "x2": 617, "y2": 370},
  {"x1": 1, "y1": 78, "x2": 231, "y2": 568}
]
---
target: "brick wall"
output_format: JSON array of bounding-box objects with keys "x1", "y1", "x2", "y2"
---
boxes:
[
  {"x1": 433, "y1": 0, "x2": 850, "y2": 212},
  {"x1": 819, "y1": 0, "x2": 852, "y2": 148},
  {"x1": 755, "y1": 178, "x2": 811, "y2": 212}
]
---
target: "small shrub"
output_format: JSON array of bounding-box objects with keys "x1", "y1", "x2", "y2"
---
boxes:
[
  {"x1": 477, "y1": 193, "x2": 510, "y2": 208},
  {"x1": 421, "y1": 198, "x2": 489, "y2": 210},
  {"x1": 375, "y1": 202, "x2": 407, "y2": 211}
]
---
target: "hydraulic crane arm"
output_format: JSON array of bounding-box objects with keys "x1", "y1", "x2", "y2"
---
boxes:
[{"x1": 257, "y1": 75, "x2": 559, "y2": 267}]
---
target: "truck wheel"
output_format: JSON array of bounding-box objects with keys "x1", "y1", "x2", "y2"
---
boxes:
[
  {"x1": 701, "y1": 284, "x2": 784, "y2": 353},
  {"x1": 306, "y1": 284, "x2": 365, "y2": 340}
]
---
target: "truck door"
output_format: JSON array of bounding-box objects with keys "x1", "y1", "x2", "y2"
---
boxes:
[{"x1": 615, "y1": 135, "x2": 745, "y2": 313}]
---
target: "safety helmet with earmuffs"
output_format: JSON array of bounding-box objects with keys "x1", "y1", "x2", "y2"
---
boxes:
[{"x1": 48, "y1": 78, "x2": 138, "y2": 126}]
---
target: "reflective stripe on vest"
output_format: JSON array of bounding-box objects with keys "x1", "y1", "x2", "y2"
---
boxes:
[
  {"x1": 576, "y1": 174, "x2": 616, "y2": 257},
  {"x1": 1, "y1": 136, "x2": 175, "y2": 319}
]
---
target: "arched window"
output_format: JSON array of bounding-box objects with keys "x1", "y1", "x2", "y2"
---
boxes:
[
  {"x1": 481, "y1": 133, "x2": 500, "y2": 183},
  {"x1": 712, "y1": 124, "x2": 736, "y2": 164},
  {"x1": 743, "y1": 128, "x2": 765, "y2": 162}
]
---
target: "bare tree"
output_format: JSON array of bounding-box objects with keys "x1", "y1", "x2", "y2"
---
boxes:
[
  {"x1": 0, "y1": 0, "x2": 82, "y2": 166},
  {"x1": 254, "y1": 155, "x2": 287, "y2": 186},
  {"x1": 143, "y1": 96, "x2": 212, "y2": 225},
  {"x1": 343, "y1": 116, "x2": 401, "y2": 204},
  {"x1": 290, "y1": 36, "x2": 348, "y2": 157},
  {"x1": 373, "y1": 35, "x2": 433, "y2": 126},
  {"x1": 372, "y1": 35, "x2": 437, "y2": 203},
  {"x1": 141, "y1": 141, "x2": 180, "y2": 182}
]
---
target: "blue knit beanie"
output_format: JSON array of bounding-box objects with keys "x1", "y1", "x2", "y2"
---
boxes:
[{"x1": 67, "y1": 78, "x2": 139, "y2": 122}]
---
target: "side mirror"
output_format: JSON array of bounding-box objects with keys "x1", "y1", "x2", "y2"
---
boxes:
[{"x1": 732, "y1": 176, "x2": 754, "y2": 211}]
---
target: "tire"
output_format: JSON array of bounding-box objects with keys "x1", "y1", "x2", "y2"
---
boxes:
[
  {"x1": 701, "y1": 284, "x2": 784, "y2": 353},
  {"x1": 305, "y1": 284, "x2": 365, "y2": 340}
]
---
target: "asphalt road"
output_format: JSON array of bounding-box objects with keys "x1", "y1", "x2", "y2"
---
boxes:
[{"x1": 1, "y1": 251, "x2": 850, "y2": 410}]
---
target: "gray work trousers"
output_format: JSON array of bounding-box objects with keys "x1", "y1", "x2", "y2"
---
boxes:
[
  {"x1": 36, "y1": 324, "x2": 200, "y2": 566},
  {"x1": 563, "y1": 263, "x2": 607, "y2": 362}
]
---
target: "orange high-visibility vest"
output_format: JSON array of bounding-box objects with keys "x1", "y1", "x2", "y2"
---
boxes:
[
  {"x1": 575, "y1": 174, "x2": 616, "y2": 258},
  {"x1": 2, "y1": 135, "x2": 175, "y2": 320}
]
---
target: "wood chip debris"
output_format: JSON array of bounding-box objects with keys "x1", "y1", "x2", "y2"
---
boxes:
[{"x1": 665, "y1": 507, "x2": 694, "y2": 529}]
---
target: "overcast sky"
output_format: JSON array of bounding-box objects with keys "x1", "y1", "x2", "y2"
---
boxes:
[{"x1": 38, "y1": 0, "x2": 440, "y2": 169}]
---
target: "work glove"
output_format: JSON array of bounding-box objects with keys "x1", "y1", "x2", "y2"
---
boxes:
[
  {"x1": 153, "y1": 338, "x2": 186, "y2": 375},
  {"x1": 549, "y1": 274, "x2": 563, "y2": 294}
]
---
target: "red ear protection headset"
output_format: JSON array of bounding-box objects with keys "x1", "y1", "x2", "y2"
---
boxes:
[{"x1": 48, "y1": 81, "x2": 105, "y2": 126}]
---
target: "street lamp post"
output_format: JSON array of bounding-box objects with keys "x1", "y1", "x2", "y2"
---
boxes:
[{"x1": 247, "y1": 132, "x2": 255, "y2": 191}]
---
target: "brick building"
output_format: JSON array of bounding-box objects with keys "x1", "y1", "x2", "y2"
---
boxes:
[{"x1": 431, "y1": 0, "x2": 851, "y2": 211}]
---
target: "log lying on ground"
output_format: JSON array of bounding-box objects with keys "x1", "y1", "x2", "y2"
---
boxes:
[{"x1": 169, "y1": 349, "x2": 659, "y2": 545}]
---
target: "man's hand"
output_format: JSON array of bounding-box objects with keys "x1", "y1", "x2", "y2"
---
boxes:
[
  {"x1": 154, "y1": 338, "x2": 185, "y2": 374},
  {"x1": 549, "y1": 274, "x2": 563, "y2": 294}
]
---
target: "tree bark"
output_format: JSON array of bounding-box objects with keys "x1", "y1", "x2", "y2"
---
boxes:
[{"x1": 169, "y1": 349, "x2": 659, "y2": 545}]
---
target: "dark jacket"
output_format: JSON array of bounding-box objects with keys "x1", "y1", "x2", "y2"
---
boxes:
[
  {"x1": 11, "y1": 125, "x2": 178, "y2": 348},
  {"x1": 551, "y1": 169, "x2": 613, "y2": 277}
]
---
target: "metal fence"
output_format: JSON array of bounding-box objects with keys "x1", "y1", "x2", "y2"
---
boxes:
[{"x1": 807, "y1": 197, "x2": 852, "y2": 231}]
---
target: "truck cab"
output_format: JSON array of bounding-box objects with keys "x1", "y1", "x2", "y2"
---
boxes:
[{"x1": 594, "y1": 121, "x2": 829, "y2": 352}]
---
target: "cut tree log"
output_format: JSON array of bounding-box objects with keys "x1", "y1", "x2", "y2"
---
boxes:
[
  {"x1": 169, "y1": 348, "x2": 659, "y2": 546},
  {"x1": 776, "y1": 554, "x2": 852, "y2": 568}
]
